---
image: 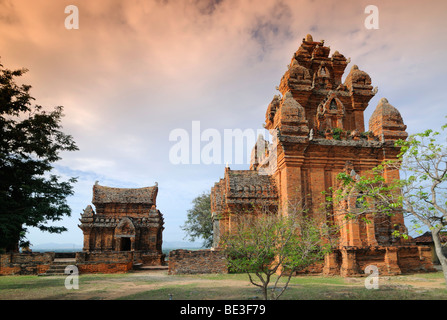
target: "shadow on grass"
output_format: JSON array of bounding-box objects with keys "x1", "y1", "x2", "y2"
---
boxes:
[
  {"x1": 117, "y1": 283, "x2": 259, "y2": 300},
  {"x1": 0, "y1": 276, "x2": 65, "y2": 290},
  {"x1": 1, "y1": 272, "x2": 445, "y2": 300},
  {"x1": 284, "y1": 284, "x2": 447, "y2": 300},
  {"x1": 116, "y1": 275, "x2": 447, "y2": 300}
]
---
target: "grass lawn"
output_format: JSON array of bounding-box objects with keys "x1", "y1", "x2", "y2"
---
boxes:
[{"x1": 0, "y1": 270, "x2": 445, "y2": 300}]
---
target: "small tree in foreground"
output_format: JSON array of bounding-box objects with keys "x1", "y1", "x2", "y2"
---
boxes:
[
  {"x1": 221, "y1": 206, "x2": 332, "y2": 300},
  {"x1": 397, "y1": 124, "x2": 447, "y2": 287},
  {"x1": 330, "y1": 120, "x2": 447, "y2": 289}
]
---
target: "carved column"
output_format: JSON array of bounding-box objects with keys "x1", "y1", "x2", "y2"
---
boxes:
[
  {"x1": 366, "y1": 213, "x2": 378, "y2": 246},
  {"x1": 82, "y1": 231, "x2": 91, "y2": 252},
  {"x1": 338, "y1": 215, "x2": 349, "y2": 248},
  {"x1": 95, "y1": 232, "x2": 102, "y2": 251},
  {"x1": 323, "y1": 252, "x2": 340, "y2": 275},
  {"x1": 384, "y1": 247, "x2": 401, "y2": 275},
  {"x1": 347, "y1": 189, "x2": 362, "y2": 247},
  {"x1": 348, "y1": 219, "x2": 362, "y2": 247},
  {"x1": 418, "y1": 246, "x2": 436, "y2": 271},
  {"x1": 130, "y1": 237, "x2": 135, "y2": 252},
  {"x1": 309, "y1": 167, "x2": 326, "y2": 220},
  {"x1": 115, "y1": 238, "x2": 121, "y2": 252},
  {"x1": 340, "y1": 248, "x2": 358, "y2": 276},
  {"x1": 279, "y1": 164, "x2": 303, "y2": 216},
  {"x1": 104, "y1": 229, "x2": 113, "y2": 251}
]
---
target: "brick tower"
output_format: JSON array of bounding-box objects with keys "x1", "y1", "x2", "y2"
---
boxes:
[{"x1": 211, "y1": 34, "x2": 434, "y2": 276}]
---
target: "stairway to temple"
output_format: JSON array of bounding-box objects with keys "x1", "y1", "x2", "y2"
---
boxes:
[{"x1": 40, "y1": 254, "x2": 77, "y2": 276}]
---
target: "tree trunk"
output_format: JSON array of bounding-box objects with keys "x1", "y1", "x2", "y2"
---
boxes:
[
  {"x1": 262, "y1": 286, "x2": 268, "y2": 300},
  {"x1": 431, "y1": 229, "x2": 447, "y2": 289}
]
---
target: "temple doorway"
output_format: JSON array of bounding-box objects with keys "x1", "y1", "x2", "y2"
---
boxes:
[{"x1": 121, "y1": 237, "x2": 131, "y2": 251}]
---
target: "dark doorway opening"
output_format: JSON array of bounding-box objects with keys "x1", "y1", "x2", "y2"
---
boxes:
[{"x1": 121, "y1": 237, "x2": 131, "y2": 251}]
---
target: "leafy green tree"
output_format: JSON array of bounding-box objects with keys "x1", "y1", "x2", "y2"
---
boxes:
[
  {"x1": 221, "y1": 206, "x2": 332, "y2": 300},
  {"x1": 329, "y1": 120, "x2": 447, "y2": 288},
  {"x1": 181, "y1": 192, "x2": 213, "y2": 248},
  {"x1": 0, "y1": 60, "x2": 78, "y2": 252},
  {"x1": 396, "y1": 124, "x2": 447, "y2": 287}
]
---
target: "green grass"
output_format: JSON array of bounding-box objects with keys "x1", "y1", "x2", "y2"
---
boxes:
[
  {"x1": 282, "y1": 283, "x2": 445, "y2": 300},
  {"x1": 0, "y1": 271, "x2": 445, "y2": 300}
]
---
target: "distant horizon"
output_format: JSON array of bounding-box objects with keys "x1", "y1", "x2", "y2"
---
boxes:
[{"x1": 29, "y1": 240, "x2": 205, "y2": 249}]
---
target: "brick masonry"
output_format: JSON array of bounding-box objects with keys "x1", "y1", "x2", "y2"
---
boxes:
[
  {"x1": 0, "y1": 252, "x2": 54, "y2": 275},
  {"x1": 76, "y1": 262, "x2": 133, "y2": 274},
  {"x1": 210, "y1": 34, "x2": 436, "y2": 277},
  {"x1": 79, "y1": 183, "x2": 164, "y2": 255},
  {"x1": 168, "y1": 249, "x2": 228, "y2": 275},
  {"x1": 0, "y1": 251, "x2": 135, "y2": 275}
]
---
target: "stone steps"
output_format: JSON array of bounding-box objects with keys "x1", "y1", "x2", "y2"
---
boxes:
[
  {"x1": 40, "y1": 258, "x2": 77, "y2": 276},
  {"x1": 133, "y1": 263, "x2": 168, "y2": 271},
  {"x1": 139, "y1": 265, "x2": 168, "y2": 271}
]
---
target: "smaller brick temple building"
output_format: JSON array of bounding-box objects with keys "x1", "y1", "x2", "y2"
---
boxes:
[
  {"x1": 78, "y1": 182, "x2": 165, "y2": 266},
  {"x1": 1, "y1": 183, "x2": 166, "y2": 275}
]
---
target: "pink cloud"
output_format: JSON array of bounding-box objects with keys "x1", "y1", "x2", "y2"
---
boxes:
[{"x1": 2, "y1": 0, "x2": 447, "y2": 244}]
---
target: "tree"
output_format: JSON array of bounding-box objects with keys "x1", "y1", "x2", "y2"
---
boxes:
[
  {"x1": 181, "y1": 191, "x2": 213, "y2": 248},
  {"x1": 0, "y1": 60, "x2": 78, "y2": 252},
  {"x1": 220, "y1": 203, "x2": 333, "y2": 300},
  {"x1": 330, "y1": 120, "x2": 447, "y2": 288},
  {"x1": 396, "y1": 124, "x2": 447, "y2": 287}
]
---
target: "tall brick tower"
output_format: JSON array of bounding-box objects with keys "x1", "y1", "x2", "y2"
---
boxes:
[{"x1": 211, "y1": 34, "x2": 434, "y2": 276}]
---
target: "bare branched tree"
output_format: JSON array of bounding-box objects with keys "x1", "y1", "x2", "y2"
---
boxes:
[
  {"x1": 220, "y1": 200, "x2": 333, "y2": 300},
  {"x1": 329, "y1": 121, "x2": 447, "y2": 288}
]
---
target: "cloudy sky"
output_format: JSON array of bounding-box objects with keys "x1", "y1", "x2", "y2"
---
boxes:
[{"x1": 1, "y1": 0, "x2": 446, "y2": 247}]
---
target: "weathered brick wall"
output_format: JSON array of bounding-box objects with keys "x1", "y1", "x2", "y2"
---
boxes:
[
  {"x1": 168, "y1": 249, "x2": 228, "y2": 275},
  {"x1": 0, "y1": 251, "x2": 154, "y2": 276},
  {"x1": 77, "y1": 262, "x2": 133, "y2": 274},
  {"x1": 75, "y1": 251, "x2": 134, "y2": 274},
  {"x1": 76, "y1": 251, "x2": 132, "y2": 263},
  {"x1": 296, "y1": 260, "x2": 324, "y2": 274},
  {"x1": 323, "y1": 246, "x2": 436, "y2": 277},
  {"x1": 355, "y1": 248, "x2": 387, "y2": 275},
  {"x1": 141, "y1": 252, "x2": 165, "y2": 266},
  {"x1": 398, "y1": 246, "x2": 434, "y2": 273},
  {"x1": 0, "y1": 252, "x2": 54, "y2": 275}
]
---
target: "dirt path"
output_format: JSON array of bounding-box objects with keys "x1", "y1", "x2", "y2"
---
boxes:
[
  {"x1": 71, "y1": 270, "x2": 446, "y2": 300},
  {"x1": 342, "y1": 274, "x2": 446, "y2": 290},
  {"x1": 1, "y1": 270, "x2": 444, "y2": 300},
  {"x1": 71, "y1": 270, "x2": 252, "y2": 300}
]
